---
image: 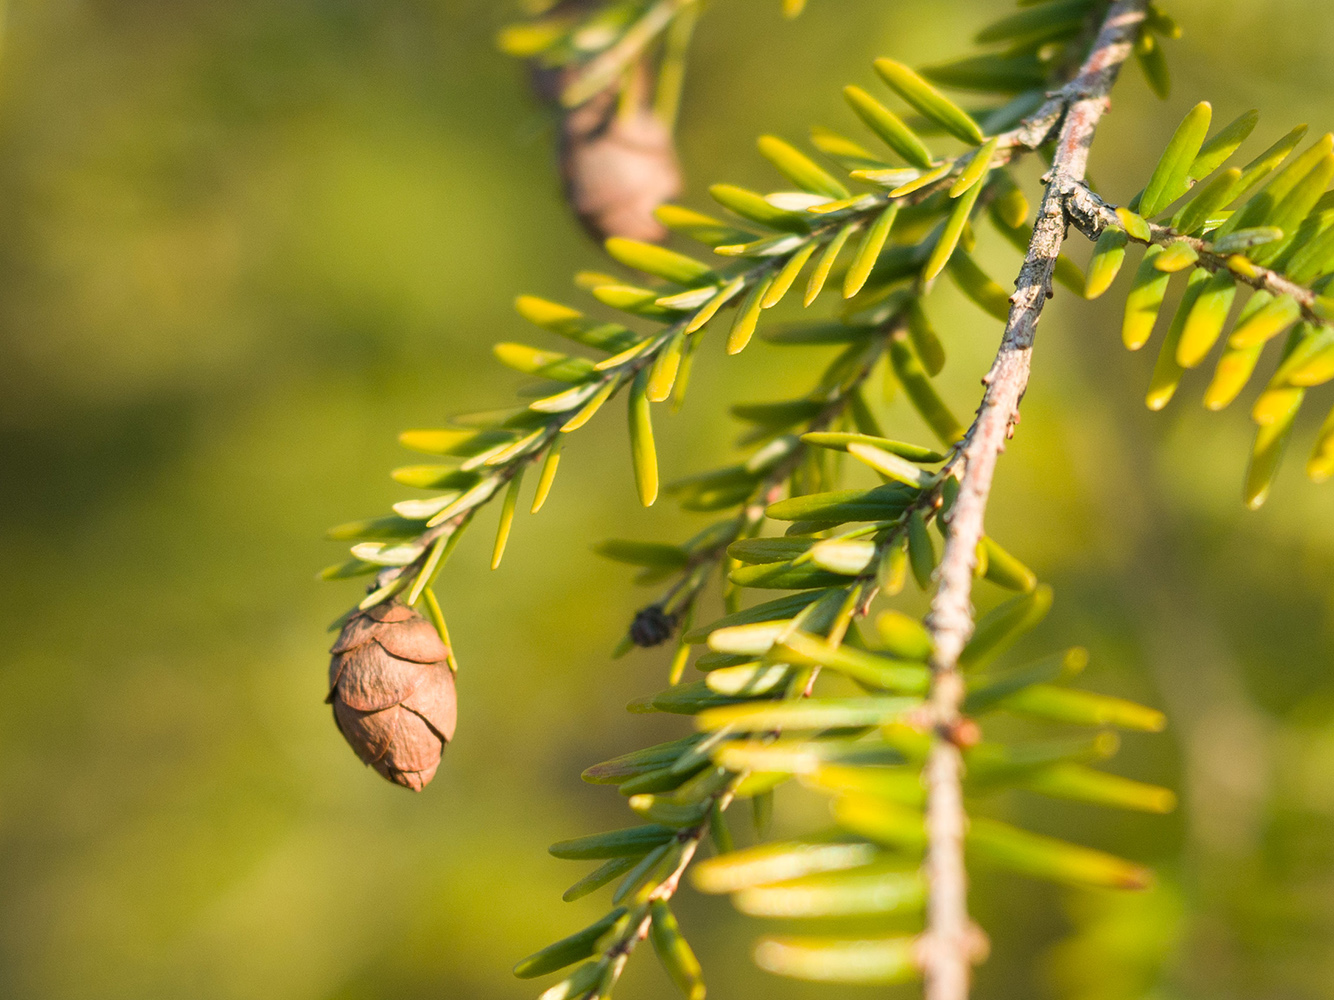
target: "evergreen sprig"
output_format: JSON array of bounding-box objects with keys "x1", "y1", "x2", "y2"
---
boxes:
[
  {"x1": 325, "y1": 11, "x2": 1134, "y2": 620},
  {"x1": 316, "y1": 0, "x2": 1334, "y2": 998},
  {"x1": 499, "y1": 0, "x2": 807, "y2": 117},
  {"x1": 1070, "y1": 105, "x2": 1334, "y2": 506}
]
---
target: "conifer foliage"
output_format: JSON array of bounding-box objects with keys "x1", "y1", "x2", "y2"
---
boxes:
[{"x1": 321, "y1": 1, "x2": 1334, "y2": 997}]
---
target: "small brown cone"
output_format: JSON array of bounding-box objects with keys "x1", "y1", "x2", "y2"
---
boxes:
[
  {"x1": 560, "y1": 91, "x2": 681, "y2": 243},
  {"x1": 328, "y1": 602, "x2": 457, "y2": 791},
  {"x1": 533, "y1": 62, "x2": 682, "y2": 243}
]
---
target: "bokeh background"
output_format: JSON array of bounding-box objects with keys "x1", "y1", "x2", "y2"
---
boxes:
[{"x1": 1, "y1": 1, "x2": 1333, "y2": 998}]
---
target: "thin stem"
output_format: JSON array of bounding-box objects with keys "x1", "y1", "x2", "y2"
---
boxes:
[
  {"x1": 918, "y1": 4, "x2": 1149, "y2": 1000},
  {"x1": 1065, "y1": 182, "x2": 1334, "y2": 328},
  {"x1": 645, "y1": 330, "x2": 893, "y2": 642},
  {"x1": 591, "y1": 780, "x2": 742, "y2": 998},
  {"x1": 654, "y1": 0, "x2": 699, "y2": 128},
  {"x1": 562, "y1": 0, "x2": 696, "y2": 108}
]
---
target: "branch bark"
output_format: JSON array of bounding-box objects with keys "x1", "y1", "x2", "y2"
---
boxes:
[
  {"x1": 1065, "y1": 182, "x2": 1334, "y2": 328},
  {"x1": 918, "y1": 4, "x2": 1149, "y2": 999}
]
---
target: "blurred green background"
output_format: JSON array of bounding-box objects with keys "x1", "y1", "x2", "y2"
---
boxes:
[{"x1": 2, "y1": 1, "x2": 1334, "y2": 998}]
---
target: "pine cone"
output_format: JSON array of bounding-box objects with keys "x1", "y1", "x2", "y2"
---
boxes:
[
  {"x1": 532, "y1": 61, "x2": 682, "y2": 243},
  {"x1": 559, "y1": 89, "x2": 682, "y2": 243},
  {"x1": 327, "y1": 602, "x2": 457, "y2": 791}
]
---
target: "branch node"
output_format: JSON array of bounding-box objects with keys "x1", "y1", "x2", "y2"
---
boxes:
[{"x1": 947, "y1": 718, "x2": 982, "y2": 748}]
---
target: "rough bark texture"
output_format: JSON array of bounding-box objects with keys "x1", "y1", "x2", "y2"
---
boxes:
[
  {"x1": 1067, "y1": 182, "x2": 1334, "y2": 324},
  {"x1": 919, "y1": 4, "x2": 1149, "y2": 999}
]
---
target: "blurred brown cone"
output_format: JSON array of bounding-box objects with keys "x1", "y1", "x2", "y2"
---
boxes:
[
  {"x1": 327, "y1": 601, "x2": 457, "y2": 791},
  {"x1": 537, "y1": 64, "x2": 682, "y2": 243}
]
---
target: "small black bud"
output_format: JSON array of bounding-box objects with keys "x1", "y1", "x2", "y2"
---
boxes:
[{"x1": 629, "y1": 605, "x2": 675, "y2": 647}]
